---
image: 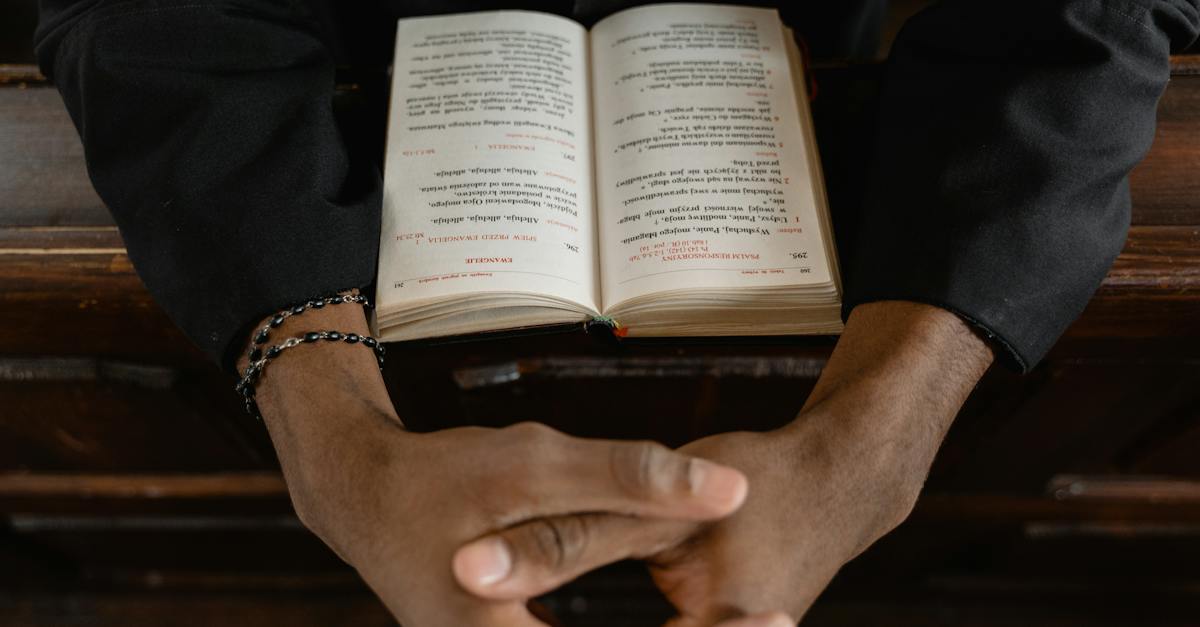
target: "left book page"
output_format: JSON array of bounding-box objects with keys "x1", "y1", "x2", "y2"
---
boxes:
[{"x1": 375, "y1": 11, "x2": 600, "y2": 339}]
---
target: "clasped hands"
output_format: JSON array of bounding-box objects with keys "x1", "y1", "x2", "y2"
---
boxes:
[
  {"x1": 248, "y1": 301, "x2": 992, "y2": 627},
  {"x1": 285, "y1": 411, "x2": 918, "y2": 627},
  {"x1": 265, "y1": 384, "x2": 926, "y2": 624}
]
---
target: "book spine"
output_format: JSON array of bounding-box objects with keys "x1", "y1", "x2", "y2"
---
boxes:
[{"x1": 585, "y1": 315, "x2": 628, "y2": 338}]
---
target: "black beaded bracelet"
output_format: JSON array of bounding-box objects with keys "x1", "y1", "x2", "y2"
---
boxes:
[
  {"x1": 234, "y1": 330, "x2": 386, "y2": 421},
  {"x1": 244, "y1": 289, "x2": 372, "y2": 368}
]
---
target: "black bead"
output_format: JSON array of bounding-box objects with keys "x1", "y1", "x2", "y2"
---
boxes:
[
  {"x1": 291, "y1": 304, "x2": 306, "y2": 314},
  {"x1": 344, "y1": 333, "x2": 360, "y2": 343},
  {"x1": 330, "y1": 296, "x2": 344, "y2": 304},
  {"x1": 266, "y1": 346, "x2": 282, "y2": 359},
  {"x1": 241, "y1": 383, "x2": 254, "y2": 397},
  {"x1": 270, "y1": 315, "x2": 285, "y2": 327},
  {"x1": 362, "y1": 337, "x2": 378, "y2": 348},
  {"x1": 326, "y1": 331, "x2": 342, "y2": 341},
  {"x1": 375, "y1": 344, "x2": 386, "y2": 356},
  {"x1": 303, "y1": 332, "x2": 321, "y2": 343},
  {"x1": 253, "y1": 329, "x2": 269, "y2": 345},
  {"x1": 312, "y1": 299, "x2": 325, "y2": 309},
  {"x1": 249, "y1": 347, "x2": 262, "y2": 361}
]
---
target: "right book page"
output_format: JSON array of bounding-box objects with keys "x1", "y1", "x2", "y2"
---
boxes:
[{"x1": 590, "y1": 3, "x2": 835, "y2": 314}]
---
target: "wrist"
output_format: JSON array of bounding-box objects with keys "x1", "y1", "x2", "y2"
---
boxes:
[
  {"x1": 269, "y1": 392, "x2": 411, "y2": 566},
  {"x1": 239, "y1": 299, "x2": 409, "y2": 560},
  {"x1": 778, "y1": 301, "x2": 994, "y2": 533},
  {"x1": 797, "y1": 300, "x2": 992, "y2": 434},
  {"x1": 236, "y1": 295, "x2": 399, "y2": 423}
]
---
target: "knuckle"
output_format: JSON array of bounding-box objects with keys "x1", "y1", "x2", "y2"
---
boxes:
[
  {"x1": 491, "y1": 421, "x2": 561, "y2": 482},
  {"x1": 612, "y1": 440, "x2": 684, "y2": 500},
  {"x1": 523, "y1": 518, "x2": 573, "y2": 571},
  {"x1": 554, "y1": 515, "x2": 590, "y2": 567},
  {"x1": 507, "y1": 420, "x2": 557, "y2": 441},
  {"x1": 518, "y1": 516, "x2": 592, "y2": 573},
  {"x1": 505, "y1": 421, "x2": 561, "y2": 455},
  {"x1": 510, "y1": 420, "x2": 569, "y2": 462}
]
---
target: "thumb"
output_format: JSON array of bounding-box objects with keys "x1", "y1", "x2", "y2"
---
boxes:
[
  {"x1": 523, "y1": 428, "x2": 750, "y2": 520},
  {"x1": 713, "y1": 611, "x2": 797, "y2": 627},
  {"x1": 453, "y1": 511, "x2": 706, "y2": 601}
]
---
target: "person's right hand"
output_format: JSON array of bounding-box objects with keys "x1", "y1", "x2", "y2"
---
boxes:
[
  {"x1": 242, "y1": 301, "x2": 749, "y2": 627},
  {"x1": 322, "y1": 419, "x2": 749, "y2": 626}
]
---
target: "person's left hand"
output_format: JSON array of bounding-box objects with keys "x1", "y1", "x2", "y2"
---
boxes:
[
  {"x1": 452, "y1": 409, "x2": 928, "y2": 627},
  {"x1": 452, "y1": 301, "x2": 992, "y2": 626},
  {"x1": 640, "y1": 412, "x2": 928, "y2": 626}
]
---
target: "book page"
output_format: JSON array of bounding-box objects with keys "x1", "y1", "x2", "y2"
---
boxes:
[
  {"x1": 377, "y1": 11, "x2": 599, "y2": 313},
  {"x1": 591, "y1": 4, "x2": 832, "y2": 309}
]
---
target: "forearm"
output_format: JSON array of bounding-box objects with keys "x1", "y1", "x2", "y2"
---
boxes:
[
  {"x1": 781, "y1": 300, "x2": 993, "y2": 547},
  {"x1": 235, "y1": 301, "x2": 405, "y2": 552},
  {"x1": 802, "y1": 299, "x2": 993, "y2": 429}
]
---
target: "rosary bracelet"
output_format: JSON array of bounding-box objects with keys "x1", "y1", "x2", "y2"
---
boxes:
[
  {"x1": 244, "y1": 289, "x2": 372, "y2": 368},
  {"x1": 235, "y1": 330, "x2": 386, "y2": 420}
]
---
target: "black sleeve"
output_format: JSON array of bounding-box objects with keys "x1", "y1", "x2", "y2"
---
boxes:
[
  {"x1": 843, "y1": 0, "x2": 1200, "y2": 372},
  {"x1": 35, "y1": 0, "x2": 382, "y2": 377}
]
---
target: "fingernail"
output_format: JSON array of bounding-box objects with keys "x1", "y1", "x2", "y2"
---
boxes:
[
  {"x1": 688, "y1": 458, "x2": 747, "y2": 508},
  {"x1": 460, "y1": 536, "x2": 512, "y2": 586}
]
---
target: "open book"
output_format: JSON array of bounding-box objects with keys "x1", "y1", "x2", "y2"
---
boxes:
[{"x1": 372, "y1": 3, "x2": 842, "y2": 342}]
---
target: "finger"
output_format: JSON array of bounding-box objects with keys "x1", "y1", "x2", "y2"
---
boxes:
[
  {"x1": 713, "y1": 611, "x2": 797, "y2": 627},
  {"x1": 454, "y1": 511, "x2": 697, "y2": 600},
  {"x1": 504, "y1": 423, "x2": 748, "y2": 520}
]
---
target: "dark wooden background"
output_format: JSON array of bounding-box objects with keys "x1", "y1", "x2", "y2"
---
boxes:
[{"x1": 2, "y1": 1, "x2": 1199, "y2": 625}]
